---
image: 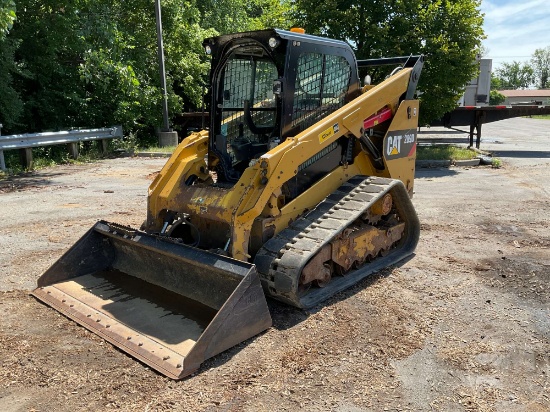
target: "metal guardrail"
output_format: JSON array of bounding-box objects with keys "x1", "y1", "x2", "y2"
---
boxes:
[
  {"x1": 0, "y1": 125, "x2": 123, "y2": 171},
  {"x1": 0, "y1": 126, "x2": 123, "y2": 150}
]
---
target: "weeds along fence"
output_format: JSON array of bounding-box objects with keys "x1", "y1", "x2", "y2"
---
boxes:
[{"x1": 0, "y1": 125, "x2": 123, "y2": 171}]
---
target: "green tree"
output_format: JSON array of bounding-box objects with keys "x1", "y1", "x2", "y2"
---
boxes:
[
  {"x1": 0, "y1": 0, "x2": 21, "y2": 130},
  {"x1": 531, "y1": 46, "x2": 550, "y2": 89},
  {"x1": 0, "y1": 0, "x2": 16, "y2": 37},
  {"x1": 292, "y1": 0, "x2": 485, "y2": 124},
  {"x1": 496, "y1": 61, "x2": 534, "y2": 89},
  {"x1": 489, "y1": 91, "x2": 505, "y2": 105},
  {"x1": 5, "y1": 0, "x2": 287, "y2": 138},
  {"x1": 10, "y1": 2, "x2": 90, "y2": 131},
  {"x1": 198, "y1": 0, "x2": 292, "y2": 35},
  {"x1": 7, "y1": 0, "x2": 214, "y2": 135},
  {"x1": 490, "y1": 73, "x2": 501, "y2": 90},
  {"x1": 489, "y1": 73, "x2": 505, "y2": 105},
  {"x1": 248, "y1": 0, "x2": 293, "y2": 30},
  {"x1": 0, "y1": 37, "x2": 23, "y2": 129},
  {"x1": 75, "y1": 0, "x2": 213, "y2": 132}
]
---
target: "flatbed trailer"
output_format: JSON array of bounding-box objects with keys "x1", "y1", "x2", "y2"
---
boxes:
[{"x1": 431, "y1": 105, "x2": 550, "y2": 148}]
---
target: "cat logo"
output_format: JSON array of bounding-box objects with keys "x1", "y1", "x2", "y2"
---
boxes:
[
  {"x1": 387, "y1": 135, "x2": 402, "y2": 156},
  {"x1": 385, "y1": 131, "x2": 416, "y2": 160}
]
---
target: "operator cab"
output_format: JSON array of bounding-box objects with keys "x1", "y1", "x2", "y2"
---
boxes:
[{"x1": 203, "y1": 29, "x2": 360, "y2": 184}]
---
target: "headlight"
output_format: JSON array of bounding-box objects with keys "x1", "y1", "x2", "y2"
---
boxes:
[
  {"x1": 268, "y1": 37, "x2": 280, "y2": 49},
  {"x1": 205, "y1": 45, "x2": 212, "y2": 55}
]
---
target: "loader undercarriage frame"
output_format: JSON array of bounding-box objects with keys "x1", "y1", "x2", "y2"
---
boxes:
[{"x1": 254, "y1": 176, "x2": 419, "y2": 308}]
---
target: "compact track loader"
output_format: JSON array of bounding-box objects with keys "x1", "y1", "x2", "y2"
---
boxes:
[{"x1": 33, "y1": 29, "x2": 423, "y2": 379}]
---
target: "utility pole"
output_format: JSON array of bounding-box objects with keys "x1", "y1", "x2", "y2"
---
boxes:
[{"x1": 154, "y1": 0, "x2": 178, "y2": 146}]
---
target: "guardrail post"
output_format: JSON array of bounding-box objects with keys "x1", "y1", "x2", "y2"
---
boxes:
[
  {"x1": 0, "y1": 123, "x2": 5, "y2": 171},
  {"x1": 67, "y1": 142, "x2": 79, "y2": 159},
  {"x1": 98, "y1": 139, "x2": 109, "y2": 154},
  {"x1": 20, "y1": 148, "x2": 33, "y2": 169}
]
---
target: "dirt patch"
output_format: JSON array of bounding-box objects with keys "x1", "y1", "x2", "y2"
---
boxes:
[
  {"x1": 475, "y1": 256, "x2": 549, "y2": 303},
  {"x1": 146, "y1": 171, "x2": 160, "y2": 180}
]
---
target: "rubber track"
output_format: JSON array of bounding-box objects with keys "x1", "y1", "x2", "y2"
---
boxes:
[{"x1": 254, "y1": 176, "x2": 420, "y2": 308}]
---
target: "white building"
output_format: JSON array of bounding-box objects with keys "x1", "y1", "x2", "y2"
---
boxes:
[{"x1": 498, "y1": 89, "x2": 550, "y2": 105}]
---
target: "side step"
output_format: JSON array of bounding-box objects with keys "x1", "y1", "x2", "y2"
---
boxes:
[{"x1": 33, "y1": 221, "x2": 272, "y2": 379}]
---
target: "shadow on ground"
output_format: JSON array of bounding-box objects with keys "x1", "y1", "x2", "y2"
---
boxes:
[
  {"x1": 490, "y1": 150, "x2": 550, "y2": 159},
  {"x1": 0, "y1": 171, "x2": 66, "y2": 192}
]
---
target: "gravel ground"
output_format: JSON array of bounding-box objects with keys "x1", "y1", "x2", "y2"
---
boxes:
[{"x1": 0, "y1": 117, "x2": 548, "y2": 411}]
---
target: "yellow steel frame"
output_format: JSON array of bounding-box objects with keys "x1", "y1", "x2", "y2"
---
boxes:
[{"x1": 147, "y1": 67, "x2": 419, "y2": 261}]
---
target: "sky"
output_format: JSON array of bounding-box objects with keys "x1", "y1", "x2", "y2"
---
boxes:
[{"x1": 480, "y1": 0, "x2": 550, "y2": 68}]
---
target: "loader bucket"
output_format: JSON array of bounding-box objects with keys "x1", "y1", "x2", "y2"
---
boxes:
[{"x1": 32, "y1": 221, "x2": 272, "y2": 379}]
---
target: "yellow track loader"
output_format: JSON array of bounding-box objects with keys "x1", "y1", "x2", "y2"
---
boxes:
[{"x1": 33, "y1": 29, "x2": 423, "y2": 379}]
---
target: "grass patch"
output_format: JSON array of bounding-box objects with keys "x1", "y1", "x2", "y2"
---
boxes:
[
  {"x1": 531, "y1": 115, "x2": 550, "y2": 120},
  {"x1": 416, "y1": 145, "x2": 477, "y2": 161}
]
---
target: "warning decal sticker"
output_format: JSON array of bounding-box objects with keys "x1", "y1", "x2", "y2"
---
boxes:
[{"x1": 318, "y1": 123, "x2": 340, "y2": 144}]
